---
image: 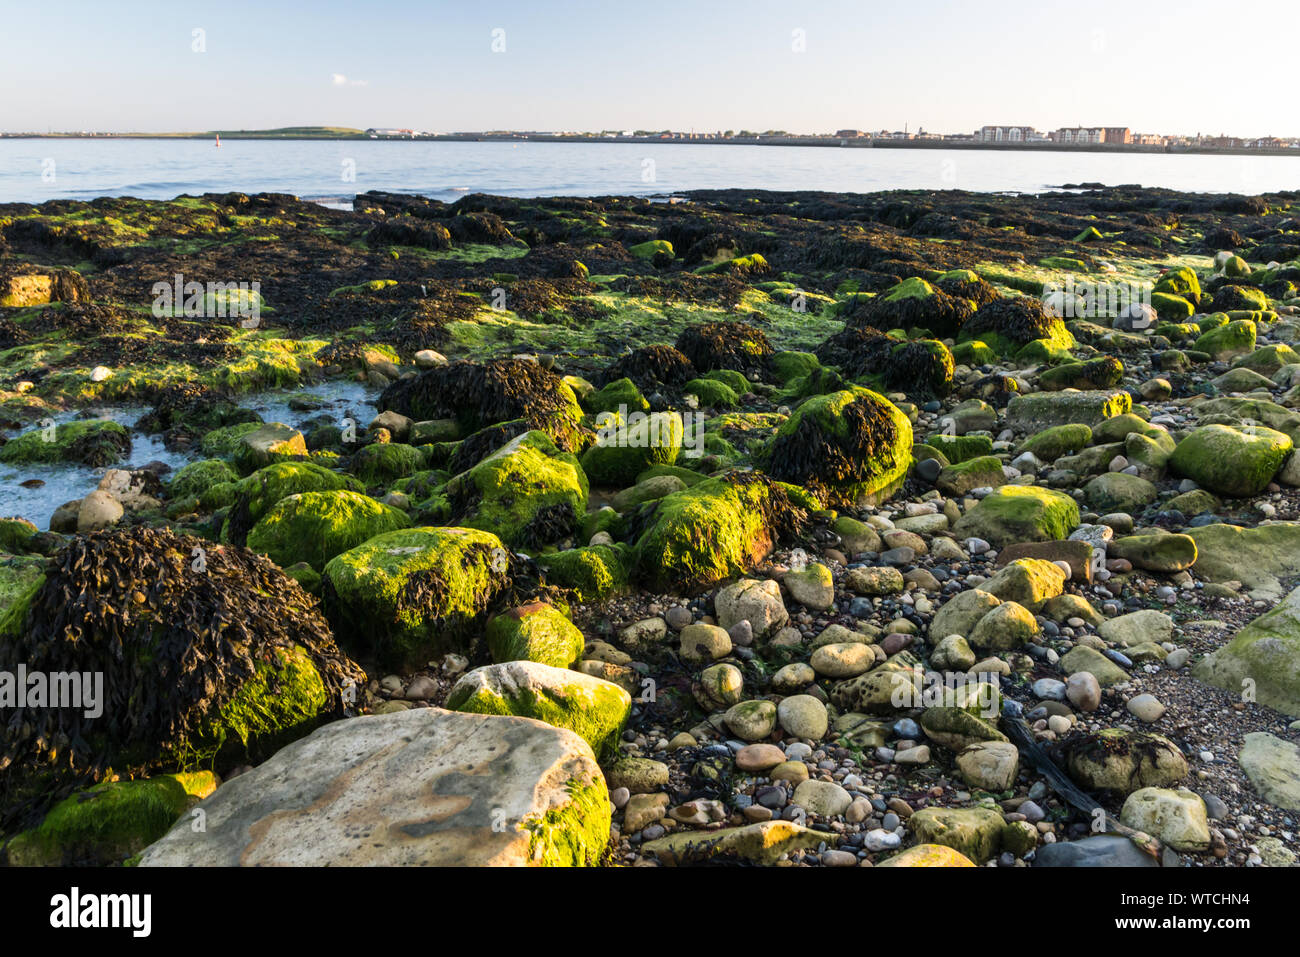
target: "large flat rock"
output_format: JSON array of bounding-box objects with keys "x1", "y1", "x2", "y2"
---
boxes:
[{"x1": 139, "y1": 707, "x2": 610, "y2": 866}]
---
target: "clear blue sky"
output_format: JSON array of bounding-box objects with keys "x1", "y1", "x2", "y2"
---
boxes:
[{"x1": 2, "y1": 0, "x2": 1290, "y2": 136}]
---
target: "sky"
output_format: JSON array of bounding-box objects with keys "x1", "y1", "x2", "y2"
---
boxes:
[{"x1": 1, "y1": 0, "x2": 1293, "y2": 137}]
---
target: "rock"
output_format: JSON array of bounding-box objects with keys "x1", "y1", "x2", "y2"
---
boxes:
[
  {"x1": 996, "y1": 539, "x2": 1093, "y2": 581},
  {"x1": 777, "y1": 694, "x2": 829, "y2": 740},
  {"x1": 920, "y1": 707, "x2": 1008, "y2": 750},
  {"x1": 980, "y1": 558, "x2": 1067, "y2": 610},
  {"x1": 619, "y1": 617, "x2": 669, "y2": 653},
  {"x1": 1083, "y1": 472, "x2": 1157, "y2": 513},
  {"x1": 1193, "y1": 584, "x2": 1300, "y2": 717},
  {"x1": 76, "y1": 490, "x2": 124, "y2": 532},
  {"x1": 446, "y1": 660, "x2": 632, "y2": 759},
  {"x1": 1033, "y1": 834, "x2": 1158, "y2": 867},
  {"x1": 810, "y1": 641, "x2": 875, "y2": 678},
  {"x1": 844, "y1": 566, "x2": 905, "y2": 596},
  {"x1": 612, "y1": 474, "x2": 685, "y2": 511},
  {"x1": 2, "y1": 772, "x2": 217, "y2": 866},
  {"x1": 735, "y1": 743, "x2": 787, "y2": 772},
  {"x1": 952, "y1": 485, "x2": 1080, "y2": 547},
  {"x1": 679, "y1": 623, "x2": 732, "y2": 663},
  {"x1": 1119, "y1": 787, "x2": 1211, "y2": 851},
  {"x1": 322, "y1": 526, "x2": 513, "y2": 671},
  {"x1": 783, "y1": 562, "x2": 834, "y2": 611},
  {"x1": 908, "y1": 806, "x2": 1005, "y2": 863},
  {"x1": 1060, "y1": 645, "x2": 1129, "y2": 687},
  {"x1": 605, "y1": 757, "x2": 670, "y2": 794},
  {"x1": 1170, "y1": 424, "x2": 1293, "y2": 498},
  {"x1": 641, "y1": 820, "x2": 831, "y2": 866},
  {"x1": 1065, "y1": 672, "x2": 1102, "y2": 712},
  {"x1": 1005, "y1": 390, "x2": 1131, "y2": 431},
  {"x1": 486, "y1": 602, "x2": 584, "y2": 669},
  {"x1": 877, "y1": 843, "x2": 976, "y2": 867},
  {"x1": 138, "y1": 708, "x2": 609, "y2": 866},
  {"x1": 624, "y1": 793, "x2": 669, "y2": 832},
  {"x1": 1238, "y1": 732, "x2": 1300, "y2": 810},
  {"x1": 792, "y1": 779, "x2": 852, "y2": 818},
  {"x1": 772, "y1": 662, "x2": 815, "y2": 693},
  {"x1": 234, "y1": 423, "x2": 307, "y2": 472},
  {"x1": 715, "y1": 578, "x2": 788, "y2": 640},
  {"x1": 969, "y1": 601, "x2": 1039, "y2": 651},
  {"x1": 1065, "y1": 729, "x2": 1189, "y2": 794},
  {"x1": 1188, "y1": 522, "x2": 1300, "y2": 594},
  {"x1": 1098, "y1": 609, "x2": 1175, "y2": 648},
  {"x1": 955, "y1": 741, "x2": 1020, "y2": 791},
  {"x1": 931, "y1": 588, "x2": 1002, "y2": 641},
  {"x1": 246, "y1": 489, "x2": 411, "y2": 572},
  {"x1": 932, "y1": 634, "x2": 977, "y2": 671},
  {"x1": 1126, "y1": 693, "x2": 1166, "y2": 723},
  {"x1": 696, "y1": 663, "x2": 744, "y2": 709},
  {"x1": 724, "y1": 699, "x2": 778, "y2": 741}
]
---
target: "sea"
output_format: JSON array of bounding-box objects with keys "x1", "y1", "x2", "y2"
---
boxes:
[{"x1": 1, "y1": 138, "x2": 1297, "y2": 206}]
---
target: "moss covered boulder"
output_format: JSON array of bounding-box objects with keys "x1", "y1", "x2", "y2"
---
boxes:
[
  {"x1": 221, "y1": 461, "x2": 364, "y2": 545},
  {"x1": 1194, "y1": 319, "x2": 1256, "y2": 361},
  {"x1": 138, "y1": 707, "x2": 611, "y2": 866},
  {"x1": 232, "y1": 422, "x2": 307, "y2": 473},
  {"x1": 935, "y1": 455, "x2": 1006, "y2": 496},
  {"x1": 536, "y1": 543, "x2": 630, "y2": 601},
  {"x1": 757, "y1": 386, "x2": 912, "y2": 505},
  {"x1": 1193, "y1": 584, "x2": 1300, "y2": 717},
  {"x1": 350, "y1": 441, "x2": 425, "y2": 484},
  {"x1": 0, "y1": 528, "x2": 363, "y2": 828},
  {"x1": 951, "y1": 485, "x2": 1080, "y2": 547},
  {"x1": 1017, "y1": 423, "x2": 1092, "y2": 461},
  {"x1": 1082, "y1": 472, "x2": 1158, "y2": 512},
  {"x1": 2, "y1": 772, "x2": 218, "y2": 866},
  {"x1": 907, "y1": 806, "x2": 1006, "y2": 863},
  {"x1": 486, "y1": 602, "x2": 584, "y2": 669},
  {"x1": 580, "y1": 411, "x2": 683, "y2": 486},
  {"x1": 447, "y1": 660, "x2": 631, "y2": 759},
  {"x1": 1170, "y1": 424, "x2": 1292, "y2": 498},
  {"x1": 246, "y1": 489, "x2": 411, "y2": 571},
  {"x1": 1065, "y1": 729, "x2": 1189, "y2": 794},
  {"x1": 166, "y1": 458, "x2": 239, "y2": 501},
  {"x1": 0, "y1": 419, "x2": 131, "y2": 468},
  {"x1": 448, "y1": 430, "x2": 589, "y2": 548},
  {"x1": 1006, "y1": 390, "x2": 1131, "y2": 432},
  {"x1": 322, "y1": 526, "x2": 516, "y2": 670},
  {"x1": 632, "y1": 472, "x2": 806, "y2": 592}
]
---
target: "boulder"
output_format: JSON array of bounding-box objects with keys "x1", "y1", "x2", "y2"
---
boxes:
[{"x1": 138, "y1": 708, "x2": 609, "y2": 866}]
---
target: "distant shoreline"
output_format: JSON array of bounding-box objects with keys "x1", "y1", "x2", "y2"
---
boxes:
[{"x1": 4, "y1": 131, "x2": 1300, "y2": 159}]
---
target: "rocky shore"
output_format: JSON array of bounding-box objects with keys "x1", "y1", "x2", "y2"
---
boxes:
[{"x1": 1, "y1": 184, "x2": 1299, "y2": 867}]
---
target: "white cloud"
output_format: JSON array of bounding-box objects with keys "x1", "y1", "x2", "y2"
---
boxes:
[{"x1": 331, "y1": 74, "x2": 367, "y2": 87}]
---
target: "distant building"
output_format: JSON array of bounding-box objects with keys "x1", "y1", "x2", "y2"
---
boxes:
[
  {"x1": 1133, "y1": 133, "x2": 1167, "y2": 146},
  {"x1": 975, "y1": 125, "x2": 1038, "y2": 143},
  {"x1": 1103, "y1": 127, "x2": 1132, "y2": 144},
  {"x1": 835, "y1": 129, "x2": 865, "y2": 138},
  {"x1": 1052, "y1": 127, "x2": 1107, "y2": 144}
]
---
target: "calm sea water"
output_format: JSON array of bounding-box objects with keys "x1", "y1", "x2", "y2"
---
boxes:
[{"x1": 1, "y1": 138, "x2": 1298, "y2": 205}]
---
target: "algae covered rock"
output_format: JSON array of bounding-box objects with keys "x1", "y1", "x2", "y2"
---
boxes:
[
  {"x1": 952, "y1": 485, "x2": 1080, "y2": 547},
  {"x1": 1193, "y1": 584, "x2": 1300, "y2": 717},
  {"x1": 1006, "y1": 390, "x2": 1131, "y2": 432},
  {"x1": 246, "y1": 489, "x2": 411, "y2": 571},
  {"x1": 486, "y1": 601, "x2": 584, "y2": 669},
  {"x1": 632, "y1": 472, "x2": 807, "y2": 592},
  {"x1": 221, "y1": 461, "x2": 364, "y2": 545},
  {"x1": 580, "y1": 411, "x2": 683, "y2": 486},
  {"x1": 446, "y1": 660, "x2": 631, "y2": 758},
  {"x1": 1169, "y1": 424, "x2": 1292, "y2": 497},
  {"x1": 757, "y1": 386, "x2": 912, "y2": 504},
  {"x1": 322, "y1": 526, "x2": 517, "y2": 670},
  {"x1": 448, "y1": 430, "x2": 589, "y2": 547},
  {"x1": 1065, "y1": 729, "x2": 1189, "y2": 794},
  {"x1": 2, "y1": 772, "x2": 218, "y2": 866},
  {"x1": 535, "y1": 544, "x2": 630, "y2": 601},
  {"x1": 233, "y1": 422, "x2": 307, "y2": 473},
  {"x1": 0, "y1": 419, "x2": 131, "y2": 468},
  {"x1": 378, "y1": 358, "x2": 587, "y2": 452},
  {"x1": 1083, "y1": 472, "x2": 1158, "y2": 512},
  {"x1": 908, "y1": 806, "x2": 1005, "y2": 863},
  {"x1": 350, "y1": 441, "x2": 425, "y2": 484},
  {"x1": 0, "y1": 527, "x2": 364, "y2": 829},
  {"x1": 139, "y1": 707, "x2": 611, "y2": 866}
]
